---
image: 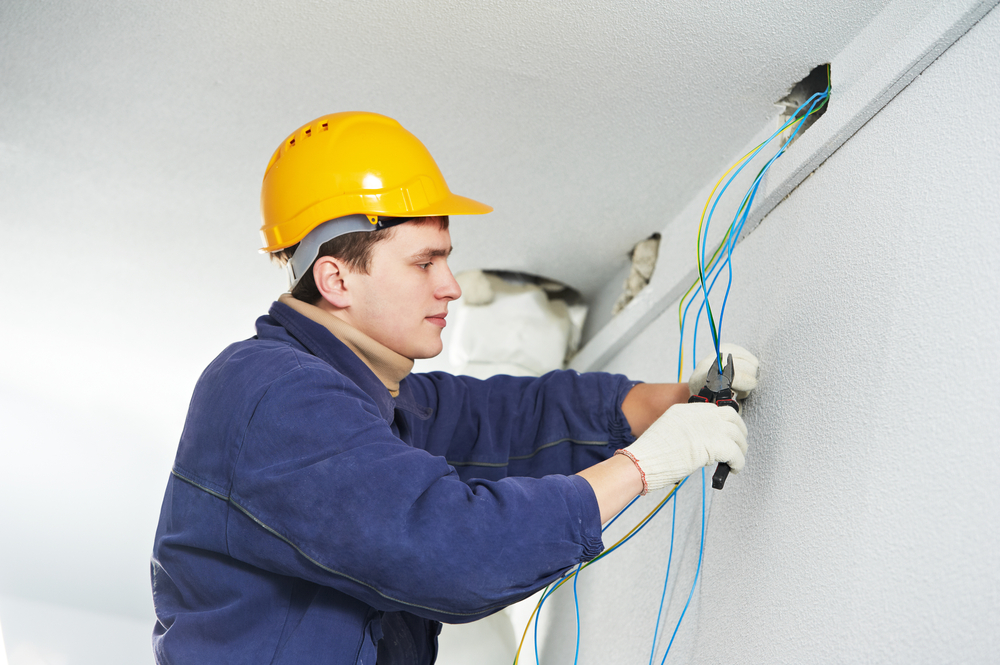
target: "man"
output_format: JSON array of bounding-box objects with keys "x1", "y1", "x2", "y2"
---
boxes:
[{"x1": 151, "y1": 111, "x2": 757, "y2": 664}]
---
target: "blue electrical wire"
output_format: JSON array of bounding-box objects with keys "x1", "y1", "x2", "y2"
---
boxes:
[
  {"x1": 688, "y1": 86, "x2": 829, "y2": 369},
  {"x1": 715, "y1": 89, "x2": 827, "y2": 335},
  {"x1": 572, "y1": 564, "x2": 582, "y2": 665},
  {"x1": 660, "y1": 83, "x2": 829, "y2": 663},
  {"x1": 531, "y1": 482, "x2": 685, "y2": 665},
  {"x1": 602, "y1": 495, "x2": 641, "y2": 534},
  {"x1": 574, "y1": 488, "x2": 641, "y2": 658},
  {"x1": 528, "y1": 75, "x2": 831, "y2": 665},
  {"x1": 694, "y1": 104, "x2": 805, "y2": 364},
  {"x1": 534, "y1": 583, "x2": 547, "y2": 665},
  {"x1": 648, "y1": 490, "x2": 678, "y2": 665},
  {"x1": 659, "y1": 469, "x2": 707, "y2": 664}
]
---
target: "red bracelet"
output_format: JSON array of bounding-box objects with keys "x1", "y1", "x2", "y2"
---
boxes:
[{"x1": 614, "y1": 448, "x2": 648, "y2": 496}]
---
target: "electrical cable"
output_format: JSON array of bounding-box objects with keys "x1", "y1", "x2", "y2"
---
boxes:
[
  {"x1": 712, "y1": 87, "x2": 828, "y2": 345},
  {"x1": 648, "y1": 487, "x2": 678, "y2": 665},
  {"x1": 514, "y1": 67, "x2": 830, "y2": 665},
  {"x1": 656, "y1": 70, "x2": 829, "y2": 661},
  {"x1": 513, "y1": 482, "x2": 686, "y2": 664},
  {"x1": 658, "y1": 469, "x2": 707, "y2": 664},
  {"x1": 680, "y1": 80, "x2": 829, "y2": 379},
  {"x1": 572, "y1": 564, "x2": 582, "y2": 665},
  {"x1": 602, "y1": 495, "x2": 640, "y2": 533}
]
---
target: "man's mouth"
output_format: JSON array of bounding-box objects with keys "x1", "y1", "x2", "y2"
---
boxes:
[{"x1": 426, "y1": 313, "x2": 448, "y2": 328}]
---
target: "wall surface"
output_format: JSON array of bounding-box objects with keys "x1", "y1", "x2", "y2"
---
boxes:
[
  {"x1": 541, "y1": 5, "x2": 1000, "y2": 664},
  {"x1": 0, "y1": 5, "x2": 896, "y2": 653},
  {"x1": 1, "y1": 1, "x2": 995, "y2": 663},
  {"x1": 0, "y1": 595, "x2": 150, "y2": 665}
]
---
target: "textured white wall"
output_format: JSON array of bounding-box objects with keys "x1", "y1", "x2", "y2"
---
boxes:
[
  {"x1": 0, "y1": 3, "x2": 893, "y2": 640},
  {"x1": 542, "y1": 6, "x2": 1000, "y2": 664}
]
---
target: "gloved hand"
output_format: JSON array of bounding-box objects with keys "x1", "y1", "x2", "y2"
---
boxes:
[
  {"x1": 688, "y1": 343, "x2": 759, "y2": 400},
  {"x1": 615, "y1": 402, "x2": 748, "y2": 495}
]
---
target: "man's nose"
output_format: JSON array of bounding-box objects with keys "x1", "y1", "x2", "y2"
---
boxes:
[{"x1": 437, "y1": 264, "x2": 462, "y2": 301}]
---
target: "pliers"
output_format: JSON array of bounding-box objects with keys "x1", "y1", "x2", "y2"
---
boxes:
[{"x1": 687, "y1": 352, "x2": 740, "y2": 489}]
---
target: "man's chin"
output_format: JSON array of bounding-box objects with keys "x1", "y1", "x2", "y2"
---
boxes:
[{"x1": 406, "y1": 339, "x2": 444, "y2": 361}]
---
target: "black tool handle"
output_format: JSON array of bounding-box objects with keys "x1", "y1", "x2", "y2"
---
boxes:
[
  {"x1": 712, "y1": 463, "x2": 731, "y2": 489},
  {"x1": 689, "y1": 393, "x2": 740, "y2": 490},
  {"x1": 712, "y1": 397, "x2": 740, "y2": 489}
]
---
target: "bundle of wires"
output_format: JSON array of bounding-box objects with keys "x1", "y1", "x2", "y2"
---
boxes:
[
  {"x1": 680, "y1": 67, "x2": 831, "y2": 379},
  {"x1": 513, "y1": 68, "x2": 830, "y2": 665}
]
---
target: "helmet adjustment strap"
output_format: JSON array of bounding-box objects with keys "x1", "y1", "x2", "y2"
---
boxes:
[{"x1": 286, "y1": 215, "x2": 416, "y2": 290}]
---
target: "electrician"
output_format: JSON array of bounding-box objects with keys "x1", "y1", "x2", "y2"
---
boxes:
[{"x1": 150, "y1": 111, "x2": 759, "y2": 665}]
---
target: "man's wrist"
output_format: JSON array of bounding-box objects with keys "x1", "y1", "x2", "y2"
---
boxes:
[
  {"x1": 621, "y1": 383, "x2": 690, "y2": 437},
  {"x1": 614, "y1": 448, "x2": 648, "y2": 495},
  {"x1": 576, "y1": 454, "x2": 645, "y2": 524}
]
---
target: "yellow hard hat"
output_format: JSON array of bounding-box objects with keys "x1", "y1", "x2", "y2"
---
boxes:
[{"x1": 259, "y1": 111, "x2": 492, "y2": 253}]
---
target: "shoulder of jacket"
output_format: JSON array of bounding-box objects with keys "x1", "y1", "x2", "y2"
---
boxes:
[{"x1": 204, "y1": 337, "x2": 356, "y2": 392}]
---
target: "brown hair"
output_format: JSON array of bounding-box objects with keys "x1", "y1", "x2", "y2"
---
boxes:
[{"x1": 271, "y1": 216, "x2": 449, "y2": 304}]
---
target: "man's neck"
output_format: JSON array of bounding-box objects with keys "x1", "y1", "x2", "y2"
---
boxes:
[{"x1": 278, "y1": 294, "x2": 413, "y2": 397}]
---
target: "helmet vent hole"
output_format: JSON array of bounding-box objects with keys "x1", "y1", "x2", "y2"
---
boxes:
[
  {"x1": 321, "y1": 122, "x2": 329, "y2": 131},
  {"x1": 304, "y1": 127, "x2": 312, "y2": 137},
  {"x1": 289, "y1": 138, "x2": 296, "y2": 147}
]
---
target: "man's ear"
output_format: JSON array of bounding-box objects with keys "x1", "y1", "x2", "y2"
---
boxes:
[{"x1": 313, "y1": 256, "x2": 351, "y2": 309}]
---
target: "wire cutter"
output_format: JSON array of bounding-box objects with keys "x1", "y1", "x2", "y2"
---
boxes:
[{"x1": 687, "y1": 352, "x2": 740, "y2": 489}]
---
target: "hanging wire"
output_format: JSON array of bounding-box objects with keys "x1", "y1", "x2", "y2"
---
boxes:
[
  {"x1": 714, "y1": 89, "x2": 828, "y2": 336},
  {"x1": 648, "y1": 489, "x2": 678, "y2": 665},
  {"x1": 679, "y1": 76, "x2": 829, "y2": 380},
  {"x1": 655, "y1": 67, "x2": 830, "y2": 662},
  {"x1": 693, "y1": 89, "x2": 828, "y2": 363},
  {"x1": 514, "y1": 67, "x2": 830, "y2": 665},
  {"x1": 512, "y1": 481, "x2": 686, "y2": 664},
  {"x1": 658, "y1": 469, "x2": 707, "y2": 664},
  {"x1": 572, "y1": 564, "x2": 582, "y2": 665}
]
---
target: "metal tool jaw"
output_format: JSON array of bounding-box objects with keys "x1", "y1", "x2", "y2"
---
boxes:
[
  {"x1": 688, "y1": 352, "x2": 740, "y2": 490},
  {"x1": 704, "y1": 353, "x2": 735, "y2": 396}
]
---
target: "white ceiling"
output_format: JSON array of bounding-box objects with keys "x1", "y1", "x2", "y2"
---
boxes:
[{"x1": 0, "y1": 0, "x2": 895, "y2": 621}]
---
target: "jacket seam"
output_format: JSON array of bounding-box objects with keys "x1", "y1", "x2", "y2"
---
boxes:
[
  {"x1": 446, "y1": 437, "x2": 609, "y2": 468},
  {"x1": 171, "y1": 471, "x2": 505, "y2": 619},
  {"x1": 227, "y1": 354, "x2": 308, "y2": 558},
  {"x1": 172, "y1": 468, "x2": 228, "y2": 500}
]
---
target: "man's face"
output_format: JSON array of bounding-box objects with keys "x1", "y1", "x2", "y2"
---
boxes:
[{"x1": 340, "y1": 221, "x2": 461, "y2": 360}]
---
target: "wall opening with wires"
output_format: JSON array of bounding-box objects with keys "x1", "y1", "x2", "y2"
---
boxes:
[
  {"x1": 536, "y1": 2, "x2": 1000, "y2": 664},
  {"x1": 777, "y1": 64, "x2": 830, "y2": 142}
]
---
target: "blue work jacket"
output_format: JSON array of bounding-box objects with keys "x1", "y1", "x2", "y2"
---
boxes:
[{"x1": 151, "y1": 301, "x2": 638, "y2": 664}]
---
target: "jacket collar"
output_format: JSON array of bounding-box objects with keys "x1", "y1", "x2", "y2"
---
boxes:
[
  {"x1": 266, "y1": 300, "x2": 396, "y2": 422},
  {"x1": 263, "y1": 301, "x2": 431, "y2": 424},
  {"x1": 277, "y1": 294, "x2": 413, "y2": 397}
]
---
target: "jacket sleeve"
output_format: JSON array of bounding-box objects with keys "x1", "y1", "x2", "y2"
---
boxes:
[
  {"x1": 401, "y1": 370, "x2": 639, "y2": 481},
  {"x1": 219, "y1": 364, "x2": 606, "y2": 623}
]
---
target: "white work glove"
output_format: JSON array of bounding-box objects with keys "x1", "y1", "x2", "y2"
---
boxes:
[
  {"x1": 615, "y1": 402, "x2": 748, "y2": 495},
  {"x1": 688, "y1": 343, "x2": 760, "y2": 400}
]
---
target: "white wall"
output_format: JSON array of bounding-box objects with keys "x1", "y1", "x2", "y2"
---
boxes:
[
  {"x1": 0, "y1": 595, "x2": 151, "y2": 665},
  {"x1": 2, "y1": 1, "x2": 994, "y2": 662},
  {"x1": 541, "y1": 5, "x2": 1000, "y2": 664}
]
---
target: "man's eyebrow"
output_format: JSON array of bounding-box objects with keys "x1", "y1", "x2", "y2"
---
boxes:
[{"x1": 410, "y1": 247, "x2": 453, "y2": 261}]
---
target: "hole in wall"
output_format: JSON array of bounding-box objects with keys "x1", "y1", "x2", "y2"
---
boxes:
[
  {"x1": 443, "y1": 270, "x2": 589, "y2": 376},
  {"x1": 612, "y1": 233, "x2": 661, "y2": 317},
  {"x1": 776, "y1": 63, "x2": 830, "y2": 144}
]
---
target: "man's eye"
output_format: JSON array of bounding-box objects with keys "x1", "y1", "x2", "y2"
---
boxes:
[{"x1": 418, "y1": 262, "x2": 432, "y2": 270}]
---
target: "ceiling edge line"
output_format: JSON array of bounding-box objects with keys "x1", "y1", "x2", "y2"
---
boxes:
[{"x1": 569, "y1": 0, "x2": 999, "y2": 373}]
